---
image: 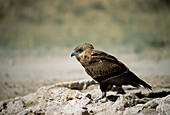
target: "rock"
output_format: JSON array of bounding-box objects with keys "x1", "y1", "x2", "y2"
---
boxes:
[
  {"x1": 0, "y1": 79, "x2": 170, "y2": 115},
  {"x1": 123, "y1": 104, "x2": 144, "y2": 115},
  {"x1": 3, "y1": 99, "x2": 25, "y2": 115},
  {"x1": 156, "y1": 94, "x2": 170, "y2": 115}
]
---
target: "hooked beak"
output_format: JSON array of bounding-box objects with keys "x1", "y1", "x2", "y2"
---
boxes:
[{"x1": 71, "y1": 50, "x2": 80, "y2": 57}]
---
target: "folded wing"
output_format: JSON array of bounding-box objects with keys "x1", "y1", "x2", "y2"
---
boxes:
[{"x1": 85, "y1": 50, "x2": 128, "y2": 83}]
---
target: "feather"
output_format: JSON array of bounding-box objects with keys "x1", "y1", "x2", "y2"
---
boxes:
[{"x1": 71, "y1": 43, "x2": 152, "y2": 99}]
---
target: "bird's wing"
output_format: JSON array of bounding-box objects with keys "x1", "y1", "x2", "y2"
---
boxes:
[{"x1": 85, "y1": 50, "x2": 129, "y2": 83}]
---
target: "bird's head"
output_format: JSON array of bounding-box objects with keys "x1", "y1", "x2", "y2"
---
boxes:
[{"x1": 71, "y1": 43, "x2": 94, "y2": 57}]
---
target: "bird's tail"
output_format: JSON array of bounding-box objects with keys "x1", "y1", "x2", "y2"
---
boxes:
[
  {"x1": 129, "y1": 71, "x2": 152, "y2": 91},
  {"x1": 138, "y1": 78, "x2": 152, "y2": 91}
]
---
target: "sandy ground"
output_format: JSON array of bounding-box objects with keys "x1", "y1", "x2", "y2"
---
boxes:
[{"x1": 0, "y1": 54, "x2": 170, "y2": 101}]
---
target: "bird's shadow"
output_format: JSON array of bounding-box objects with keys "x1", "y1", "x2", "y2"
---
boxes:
[{"x1": 106, "y1": 95, "x2": 119, "y2": 102}]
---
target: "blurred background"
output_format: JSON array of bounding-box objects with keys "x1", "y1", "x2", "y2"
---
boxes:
[{"x1": 0, "y1": 0, "x2": 170, "y2": 101}]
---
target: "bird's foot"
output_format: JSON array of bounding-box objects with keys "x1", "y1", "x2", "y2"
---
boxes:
[
  {"x1": 93, "y1": 97, "x2": 108, "y2": 103},
  {"x1": 117, "y1": 88, "x2": 126, "y2": 94},
  {"x1": 113, "y1": 86, "x2": 126, "y2": 94}
]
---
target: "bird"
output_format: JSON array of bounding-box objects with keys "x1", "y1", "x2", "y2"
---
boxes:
[{"x1": 71, "y1": 43, "x2": 152, "y2": 100}]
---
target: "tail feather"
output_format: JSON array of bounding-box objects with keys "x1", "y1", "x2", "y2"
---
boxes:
[
  {"x1": 129, "y1": 71, "x2": 152, "y2": 91},
  {"x1": 138, "y1": 79, "x2": 152, "y2": 91}
]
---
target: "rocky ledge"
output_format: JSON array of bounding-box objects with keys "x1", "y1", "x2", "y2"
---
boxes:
[{"x1": 0, "y1": 79, "x2": 170, "y2": 115}]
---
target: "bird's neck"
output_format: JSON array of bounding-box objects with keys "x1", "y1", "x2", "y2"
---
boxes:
[{"x1": 76, "y1": 52, "x2": 91, "y2": 67}]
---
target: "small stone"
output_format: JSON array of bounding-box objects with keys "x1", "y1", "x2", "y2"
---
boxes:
[
  {"x1": 82, "y1": 110, "x2": 90, "y2": 115},
  {"x1": 85, "y1": 93, "x2": 92, "y2": 99}
]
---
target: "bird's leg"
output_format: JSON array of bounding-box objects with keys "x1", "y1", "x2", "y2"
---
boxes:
[
  {"x1": 101, "y1": 91, "x2": 106, "y2": 98},
  {"x1": 99, "y1": 92, "x2": 106, "y2": 99},
  {"x1": 115, "y1": 85, "x2": 126, "y2": 94}
]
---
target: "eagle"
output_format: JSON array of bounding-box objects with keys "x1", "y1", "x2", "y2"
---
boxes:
[{"x1": 71, "y1": 43, "x2": 152, "y2": 100}]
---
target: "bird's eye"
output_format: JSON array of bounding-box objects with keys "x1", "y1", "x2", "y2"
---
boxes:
[{"x1": 77, "y1": 49, "x2": 83, "y2": 52}]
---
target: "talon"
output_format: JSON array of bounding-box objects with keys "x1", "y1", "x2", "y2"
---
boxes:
[{"x1": 115, "y1": 86, "x2": 126, "y2": 94}]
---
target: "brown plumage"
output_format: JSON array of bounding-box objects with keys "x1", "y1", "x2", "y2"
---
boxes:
[{"x1": 71, "y1": 43, "x2": 152, "y2": 99}]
